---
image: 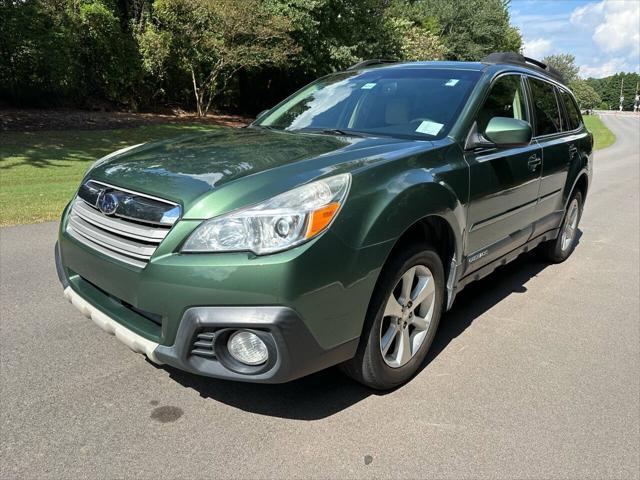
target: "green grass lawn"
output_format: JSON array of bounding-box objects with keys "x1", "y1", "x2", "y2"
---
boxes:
[
  {"x1": 0, "y1": 123, "x2": 220, "y2": 227},
  {"x1": 584, "y1": 115, "x2": 616, "y2": 150}
]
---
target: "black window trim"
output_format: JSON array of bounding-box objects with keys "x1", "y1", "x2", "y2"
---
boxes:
[
  {"x1": 556, "y1": 86, "x2": 584, "y2": 134},
  {"x1": 554, "y1": 86, "x2": 567, "y2": 133},
  {"x1": 466, "y1": 71, "x2": 533, "y2": 149},
  {"x1": 524, "y1": 74, "x2": 582, "y2": 139}
]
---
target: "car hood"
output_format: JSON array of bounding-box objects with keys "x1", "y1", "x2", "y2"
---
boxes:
[{"x1": 86, "y1": 127, "x2": 428, "y2": 217}]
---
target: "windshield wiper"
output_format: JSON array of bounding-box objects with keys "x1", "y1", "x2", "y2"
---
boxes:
[
  {"x1": 322, "y1": 128, "x2": 359, "y2": 136},
  {"x1": 297, "y1": 128, "x2": 366, "y2": 138}
]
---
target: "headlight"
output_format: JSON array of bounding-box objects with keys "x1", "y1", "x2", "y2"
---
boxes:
[{"x1": 181, "y1": 173, "x2": 351, "y2": 255}]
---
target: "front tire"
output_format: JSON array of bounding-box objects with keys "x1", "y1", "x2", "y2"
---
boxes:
[
  {"x1": 539, "y1": 190, "x2": 583, "y2": 263},
  {"x1": 342, "y1": 243, "x2": 445, "y2": 390}
]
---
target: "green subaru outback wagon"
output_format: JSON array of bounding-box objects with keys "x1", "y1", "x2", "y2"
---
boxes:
[{"x1": 56, "y1": 53, "x2": 592, "y2": 389}]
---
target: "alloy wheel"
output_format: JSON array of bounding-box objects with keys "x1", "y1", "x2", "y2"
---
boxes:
[
  {"x1": 379, "y1": 264, "x2": 437, "y2": 368},
  {"x1": 561, "y1": 199, "x2": 580, "y2": 252}
]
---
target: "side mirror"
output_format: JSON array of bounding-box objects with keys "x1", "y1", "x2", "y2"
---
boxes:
[
  {"x1": 484, "y1": 117, "x2": 532, "y2": 148},
  {"x1": 465, "y1": 117, "x2": 532, "y2": 150}
]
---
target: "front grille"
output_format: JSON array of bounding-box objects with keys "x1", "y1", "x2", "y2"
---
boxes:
[
  {"x1": 66, "y1": 182, "x2": 179, "y2": 268},
  {"x1": 191, "y1": 331, "x2": 217, "y2": 358}
]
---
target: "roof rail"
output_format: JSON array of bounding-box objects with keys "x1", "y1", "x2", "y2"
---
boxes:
[
  {"x1": 347, "y1": 59, "x2": 398, "y2": 70},
  {"x1": 481, "y1": 52, "x2": 565, "y2": 84}
]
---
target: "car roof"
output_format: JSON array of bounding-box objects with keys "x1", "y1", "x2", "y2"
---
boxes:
[
  {"x1": 349, "y1": 58, "x2": 567, "y2": 87},
  {"x1": 354, "y1": 60, "x2": 487, "y2": 72}
]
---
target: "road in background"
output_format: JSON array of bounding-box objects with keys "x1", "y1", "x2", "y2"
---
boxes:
[{"x1": 1, "y1": 115, "x2": 638, "y2": 479}]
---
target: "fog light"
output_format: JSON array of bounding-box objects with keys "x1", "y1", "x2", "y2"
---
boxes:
[{"x1": 227, "y1": 331, "x2": 268, "y2": 365}]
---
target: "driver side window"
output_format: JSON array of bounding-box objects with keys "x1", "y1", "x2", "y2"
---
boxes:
[{"x1": 477, "y1": 75, "x2": 527, "y2": 134}]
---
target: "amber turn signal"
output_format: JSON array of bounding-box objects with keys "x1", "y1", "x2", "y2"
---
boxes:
[{"x1": 306, "y1": 203, "x2": 340, "y2": 238}]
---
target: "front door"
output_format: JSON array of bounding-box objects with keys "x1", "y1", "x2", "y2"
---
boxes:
[{"x1": 464, "y1": 74, "x2": 542, "y2": 274}]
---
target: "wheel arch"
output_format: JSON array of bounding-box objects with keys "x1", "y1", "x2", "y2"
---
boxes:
[
  {"x1": 365, "y1": 211, "x2": 461, "y2": 328},
  {"x1": 565, "y1": 169, "x2": 589, "y2": 208},
  {"x1": 389, "y1": 214, "x2": 458, "y2": 301}
]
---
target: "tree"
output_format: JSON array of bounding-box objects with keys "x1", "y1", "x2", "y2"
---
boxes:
[
  {"x1": 385, "y1": 1, "x2": 444, "y2": 61},
  {"x1": 543, "y1": 54, "x2": 579, "y2": 84},
  {"x1": 137, "y1": 0, "x2": 296, "y2": 116},
  {"x1": 0, "y1": 0, "x2": 141, "y2": 106},
  {"x1": 586, "y1": 73, "x2": 640, "y2": 111},
  {"x1": 267, "y1": 0, "x2": 401, "y2": 75},
  {"x1": 1, "y1": 0, "x2": 528, "y2": 113},
  {"x1": 72, "y1": 0, "x2": 143, "y2": 105},
  {"x1": 569, "y1": 80, "x2": 601, "y2": 110},
  {"x1": 232, "y1": 0, "x2": 404, "y2": 113},
  {"x1": 390, "y1": 0, "x2": 522, "y2": 61},
  {"x1": 389, "y1": 17, "x2": 445, "y2": 61}
]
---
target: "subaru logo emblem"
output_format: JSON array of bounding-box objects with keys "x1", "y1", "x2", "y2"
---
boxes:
[{"x1": 98, "y1": 191, "x2": 119, "y2": 215}]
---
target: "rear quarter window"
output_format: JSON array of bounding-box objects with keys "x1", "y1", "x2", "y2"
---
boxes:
[{"x1": 559, "y1": 89, "x2": 582, "y2": 131}]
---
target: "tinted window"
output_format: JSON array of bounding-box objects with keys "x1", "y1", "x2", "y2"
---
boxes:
[
  {"x1": 560, "y1": 89, "x2": 582, "y2": 130},
  {"x1": 477, "y1": 75, "x2": 527, "y2": 134},
  {"x1": 258, "y1": 69, "x2": 481, "y2": 139},
  {"x1": 528, "y1": 77, "x2": 561, "y2": 136}
]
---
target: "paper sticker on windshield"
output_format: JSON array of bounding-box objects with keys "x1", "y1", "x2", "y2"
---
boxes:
[
  {"x1": 361, "y1": 83, "x2": 377, "y2": 90},
  {"x1": 416, "y1": 120, "x2": 444, "y2": 136},
  {"x1": 445, "y1": 79, "x2": 459, "y2": 86}
]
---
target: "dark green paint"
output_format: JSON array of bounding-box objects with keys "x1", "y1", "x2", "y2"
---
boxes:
[{"x1": 58, "y1": 61, "x2": 593, "y2": 362}]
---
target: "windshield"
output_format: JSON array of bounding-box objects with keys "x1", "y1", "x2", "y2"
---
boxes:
[{"x1": 256, "y1": 68, "x2": 481, "y2": 139}]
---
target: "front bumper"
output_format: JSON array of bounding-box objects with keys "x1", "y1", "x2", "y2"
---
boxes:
[
  {"x1": 56, "y1": 235, "x2": 370, "y2": 383},
  {"x1": 55, "y1": 190, "x2": 393, "y2": 382},
  {"x1": 62, "y1": 281, "x2": 358, "y2": 382}
]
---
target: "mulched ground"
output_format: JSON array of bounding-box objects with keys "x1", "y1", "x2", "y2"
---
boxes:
[{"x1": 0, "y1": 108, "x2": 251, "y2": 132}]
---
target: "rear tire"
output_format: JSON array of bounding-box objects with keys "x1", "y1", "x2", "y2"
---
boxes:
[
  {"x1": 539, "y1": 190, "x2": 583, "y2": 263},
  {"x1": 342, "y1": 243, "x2": 445, "y2": 390}
]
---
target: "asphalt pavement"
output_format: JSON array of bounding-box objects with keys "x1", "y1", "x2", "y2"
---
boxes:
[{"x1": 1, "y1": 115, "x2": 639, "y2": 479}]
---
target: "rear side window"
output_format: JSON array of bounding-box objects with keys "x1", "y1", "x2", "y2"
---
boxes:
[
  {"x1": 477, "y1": 75, "x2": 527, "y2": 134},
  {"x1": 559, "y1": 90, "x2": 582, "y2": 131},
  {"x1": 528, "y1": 77, "x2": 561, "y2": 136}
]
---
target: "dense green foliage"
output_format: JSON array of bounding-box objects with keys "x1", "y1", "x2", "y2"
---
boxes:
[
  {"x1": 569, "y1": 80, "x2": 601, "y2": 110},
  {"x1": 586, "y1": 73, "x2": 640, "y2": 111},
  {"x1": 543, "y1": 53, "x2": 637, "y2": 111},
  {"x1": 0, "y1": 0, "x2": 142, "y2": 107},
  {"x1": 1, "y1": 0, "x2": 522, "y2": 115}
]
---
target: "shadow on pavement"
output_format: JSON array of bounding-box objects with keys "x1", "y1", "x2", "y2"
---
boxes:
[{"x1": 164, "y1": 234, "x2": 579, "y2": 420}]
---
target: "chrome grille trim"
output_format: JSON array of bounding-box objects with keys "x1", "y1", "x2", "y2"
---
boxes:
[
  {"x1": 67, "y1": 194, "x2": 173, "y2": 268},
  {"x1": 68, "y1": 215, "x2": 157, "y2": 259},
  {"x1": 88, "y1": 180, "x2": 180, "y2": 207},
  {"x1": 66, "y1": 226, "x2": 148, "y2": 268},
  {"x1": 78, "y1": 180, "x2": 181, "y2": 227},
  {"x1": 73, "y1": 200, "x2": 167, "y2": 242}
]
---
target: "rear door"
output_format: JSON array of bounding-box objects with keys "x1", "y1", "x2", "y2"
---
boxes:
[
  {"x1": 526, "y1": 77, "x2": 572, "y2": 233},
  {"x1": 464, "y1": 74, "x2": 542, "y2": 273}
]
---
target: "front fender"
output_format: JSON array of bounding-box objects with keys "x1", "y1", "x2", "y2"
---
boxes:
[{"x1": 334, "y1": 166, "x2": 466, "y2": 265}]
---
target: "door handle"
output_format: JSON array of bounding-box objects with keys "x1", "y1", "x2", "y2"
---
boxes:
[
  {"x1": 568, "y1": 144, "x2": 578, "y2": 159},
  {"x1": 527, "y1": 155, "x2": 542, "y2": 171}
]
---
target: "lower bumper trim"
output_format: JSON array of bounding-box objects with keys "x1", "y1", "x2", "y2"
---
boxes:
[
  {"x1": 61, "y1": 285, "x2": 359, "y2": 383},
  {"x1": 63, "y1": 286, "x2": 162, "y2": 364}
]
